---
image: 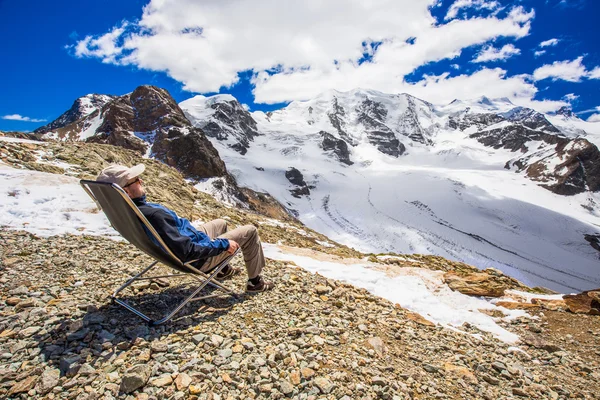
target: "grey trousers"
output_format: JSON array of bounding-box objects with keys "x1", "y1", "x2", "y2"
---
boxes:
[{"x1": 197, "y1": 219, "x2": 265, "y2": 279}]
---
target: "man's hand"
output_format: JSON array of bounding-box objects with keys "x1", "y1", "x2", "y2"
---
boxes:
[{"x1": 227, "y1": 240, "x2": 240, "y2": 254}]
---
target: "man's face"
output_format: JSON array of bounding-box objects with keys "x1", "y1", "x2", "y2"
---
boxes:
[{"x1": 123, "y1": 176, "x2": 145, "y2": 199}]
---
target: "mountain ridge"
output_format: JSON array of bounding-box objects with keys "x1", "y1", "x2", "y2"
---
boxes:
[{"x1": 28, "y1": 85, "x2": 600, "y2": 292}]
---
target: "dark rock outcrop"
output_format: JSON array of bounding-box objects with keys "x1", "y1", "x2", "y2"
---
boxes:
[
  {"x1": 319, "y1": 131, "x2": 353, "y2": 165},
  {"x1": 357, "y1": 98, "x2": 406, "y2": 157},
  {"x1": 584, "y1": 234, "x2": 600, "y2": 254},
  {"x1": 452, "y1": 107, "x2": 559, "y2": 152},
  {"x1": 471, "y1": 124, "x2": 565, "y2": 153},
  {"x1": 285, "y1": 167, "x2": 307, "y2": 186},
  {"x1": 327, "y1": 97, "x2": 356, "y2": 146},
  {"x1": 501, "y1": 107, "x2": 559, "y2": 133},
  {"x1": 448, "y1": 112, "x2": 504, "y2": 131},
  {"x1": 285, "y1": 167, "x2": 311, "y2": 198},
  {"x1": 151, "y1": 127, "x2": 227, "y2": 180},
  {"x1": 509, "y1": 138, "x2": 600, "y2": 195},
  {"x1": 395, "y1": 96, "x2": 433, "y2": 145},
  {"x1": 196, "y1": 98, "x2": 259, "y2": 155}
]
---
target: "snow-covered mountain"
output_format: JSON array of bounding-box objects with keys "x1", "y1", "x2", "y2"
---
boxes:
[
  {"x1": 33, "y1": 86, "x2": 293, "y2": 219},
  {"x1": 181, "y1": 88, "x2": 600, "y2": 293},
  {"x1": 35, "y1": 94, "x2": 114, "y2": 138}
]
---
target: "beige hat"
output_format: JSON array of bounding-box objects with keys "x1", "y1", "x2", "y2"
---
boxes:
[{"x1": 97, "y1": 164, "x2": 145, "y2": 188}]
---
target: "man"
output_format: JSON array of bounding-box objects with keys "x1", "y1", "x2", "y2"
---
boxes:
[{"x1": 97, "y1": 164, "x2": 274, "y2": 292}]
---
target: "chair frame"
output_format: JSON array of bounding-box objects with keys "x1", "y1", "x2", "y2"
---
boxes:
[{"x1": 80, "y1": 180, "x2": 240, "y2": 326}]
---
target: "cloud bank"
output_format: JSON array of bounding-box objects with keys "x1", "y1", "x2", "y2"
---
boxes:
[
  {"x1": 69, "y1": 0, "x2": 595, "y2": 112},
  {"x1": 1, "y1": 114, "x2": 46, "y2": 123},
  {"x1": 533, "y1": 57, "x2": 600, "y2": 82}
]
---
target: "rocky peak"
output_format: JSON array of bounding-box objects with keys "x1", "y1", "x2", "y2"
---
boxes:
[
  {"x1": 180, "y1": 95, "x2": 259, "y2": 155},
  {"x1": 95, "y1": 85, "x2": 188, "y2": 138},
  {"x1": 33, "y1": 85, "x2": 229, "y2": 180},
  {"x1": 501, "y1": 107, "x2": 559, "y2": 133},
  {"x1": 556, "y1": 106, "x2": 575, "y2": 118},
  {"x1": 35, "y1": 94, "x2": 114, "y2": 134}
]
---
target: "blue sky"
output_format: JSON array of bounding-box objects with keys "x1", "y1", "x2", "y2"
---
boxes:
[{"x1": 1, "y1": 0, "x2": 599, "y2": 132}]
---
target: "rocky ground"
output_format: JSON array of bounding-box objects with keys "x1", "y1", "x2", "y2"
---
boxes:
[
  {"x1": 1, "y1": 138, "x2": 599, "y2": 399},
  {"x1": 1, "y1": 230, "x2": 599, "y2": 400}
]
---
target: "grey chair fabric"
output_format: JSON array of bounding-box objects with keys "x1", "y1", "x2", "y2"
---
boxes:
[{"x1": 80, "y1": 180, "x2": 191, "y2": 273}]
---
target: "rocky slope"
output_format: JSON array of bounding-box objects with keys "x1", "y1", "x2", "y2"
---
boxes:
[
  {"x1": 1, "y1": 230, "x2": 599, "y2": 400},
  {"x1": 0, "y1": 138, "x2": 599, "y2": 399}
]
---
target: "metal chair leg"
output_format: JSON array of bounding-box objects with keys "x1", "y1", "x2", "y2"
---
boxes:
[{"x1": 110, "y1": 250, "x2": 240, "y2": 325}]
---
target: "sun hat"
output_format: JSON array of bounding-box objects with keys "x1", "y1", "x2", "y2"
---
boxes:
[{"x1": 96, "y1": 164, "x2": 145, "y2": 188}]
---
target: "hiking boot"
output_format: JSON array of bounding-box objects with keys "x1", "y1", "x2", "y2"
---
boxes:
[
  {"x1": 246, "y1": 276, "x2": 274, "y2": 292},
  {"x1": 216, "y1": 265, "x2": 240, "y2": 280}
]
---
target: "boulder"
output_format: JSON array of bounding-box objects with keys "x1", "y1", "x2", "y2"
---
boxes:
[
  {"x1": 365, "y1": 336, "x2": 387, "y2": 357},
  {"x1": 35, "y1": 368, "x2": 60, "y2": 395},
  {"x1": 9, "y1": 376, "x2": 38, "y2": 395},
  {"x1": 563, "y1": 289, "x2": 600, "y2": 315},
  {"x1": 444, "y1": 272, "x2": 507, "y2": 297},
  {"x1": 120, "y1": 364, "x2": 152, "y2": 394}
]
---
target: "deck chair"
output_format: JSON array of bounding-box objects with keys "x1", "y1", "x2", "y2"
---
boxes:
[{"x1": 80, "y1": 179, "x2": 240, "y2": 325}]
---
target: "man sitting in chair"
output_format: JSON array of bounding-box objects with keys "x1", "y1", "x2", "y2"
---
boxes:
[{"x1": 97, "y1": 164, "x2": 274, "y2": 292}]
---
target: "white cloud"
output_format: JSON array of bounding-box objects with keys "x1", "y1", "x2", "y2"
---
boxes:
[
  {"x1": 533, "y1": 56, "x2": 600, "y2": 82},
  {"x1": 588, "y1": 114, "x2": 600, "y2": 122},
  {"x1": 589, "y1": 67, "x2": 600, "y2": 79},
  {"x1": 534, "y1": 50, "x2": 546, "y2": 57},
  {"x1": 539, "y1": 38, "x2": 559, "y2": 47},
  {"x1": 73, "y1": 0, "x2": 533, "y2": 102},
  {"x1": 563, "y1": 93, "x2": 578, "y2": 101},
  {"x1": 445, "y1": 0, "x2": 500, "y2": 21},
  {"x1": 1, "y1": 114, "x2": 46, "y2": 123},
  {"x1": 400, "y1": 69, "x2": 539, "y2": 105},
  {"x1": 557, "y1": 0, "x2": 586, "y2": 9},
  {"x1": 576, "y1": 106, "x2": 600, "y2": 115},
  {"x1": 251, "y1": 8, "x2": 534, "y2": 104},
  {"x1": 472, "y1": 44, "x2": 520, "y2": 63},
  {"x1": 515, "y1": 98, "x2": 568, "y2": 113},
  {"x1": 72, "y1": 23, "x2": 128, "y2": 63}
]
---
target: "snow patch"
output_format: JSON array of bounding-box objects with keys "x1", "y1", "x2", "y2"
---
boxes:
[{"x1": 264, "y1": 243, "x2": 526, "y2": 343}]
